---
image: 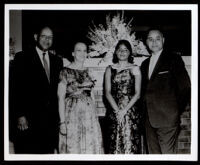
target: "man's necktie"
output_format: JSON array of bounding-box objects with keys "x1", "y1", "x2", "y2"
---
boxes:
[
  {"x1": 43, "y1": 52, "x2": 50, "y2": 82},
  {"x1": 148, "y1": 56, "x2": 154, "y2": 79}
]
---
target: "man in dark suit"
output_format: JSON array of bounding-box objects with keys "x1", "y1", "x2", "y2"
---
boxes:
[
  {"x1": 11, "y1": 26, "x2": 63, "y2": 153},
  {"x1": 140, "y1": 28, "x2": 191, "y2": 154}
]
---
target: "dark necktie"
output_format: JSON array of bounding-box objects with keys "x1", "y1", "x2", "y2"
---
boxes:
[{"x1": 43, "y1": 52, "x2": 50, "y2": 82}]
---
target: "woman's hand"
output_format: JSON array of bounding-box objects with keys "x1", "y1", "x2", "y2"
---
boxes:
[
  {"x1": 117, "y1": 109, "x2": 127, "y2": 124},
  {"x1": 59, "y1": 123, "x2": 67, "y2": 136}
]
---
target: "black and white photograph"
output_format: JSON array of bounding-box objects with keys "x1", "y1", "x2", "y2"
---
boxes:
[{"x1": 4, "y1": 4, "x2": 198, "y2": 161}]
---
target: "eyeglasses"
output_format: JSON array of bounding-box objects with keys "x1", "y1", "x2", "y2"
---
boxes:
[
  {"x1": 40, "y1": 35, "x2": 53, "y2": 40},
  {"x1": 147, "y1": 37, "x2": 162, "y2": 42}
]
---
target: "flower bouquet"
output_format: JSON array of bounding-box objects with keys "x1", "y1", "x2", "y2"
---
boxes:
[{"x1": 87, "y1": 11, "x2": 149, "y2": 64}]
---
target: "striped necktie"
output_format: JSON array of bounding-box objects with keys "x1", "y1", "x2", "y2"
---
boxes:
[{"x1": 42, "y1": 52, "x2": 50, "y2": 82}]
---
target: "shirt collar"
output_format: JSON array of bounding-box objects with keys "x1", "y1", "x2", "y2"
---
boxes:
[
  {"x1": 36, "y1": 46, "x2": 48, "y2": 56},
  {"x1": 151, "y1": 49, "x2": 163, "y2": 58}
]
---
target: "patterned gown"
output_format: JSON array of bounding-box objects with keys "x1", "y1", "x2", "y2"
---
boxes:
[
  {"x1": 59, "y1": 67, "x2": 104, "y2": 154},
  {"x1": 107, "y1": 65, "x2": 141, "y2": 154}
]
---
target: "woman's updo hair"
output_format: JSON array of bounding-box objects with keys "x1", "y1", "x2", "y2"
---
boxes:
[
  {"x1": 72, "y1": 40, "x2": 88, "y2": 53},
  {"x1": 112, "y1": 40, "x2": 133, "y2": 64}
]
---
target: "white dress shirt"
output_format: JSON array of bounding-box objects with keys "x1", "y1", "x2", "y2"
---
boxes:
[
  {"x1": 148, "y1": 49, "x2": 163, "y2": 79},
  {"x1": 36, "y1": 46, "x2": 50, "y2": 69}
]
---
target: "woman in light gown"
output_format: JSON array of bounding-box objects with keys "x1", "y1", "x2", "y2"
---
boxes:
[
  {"x1": 57, "y1": 42, "x2": 104, "y2": 154},
  {"x1": 104, "y1": 40, "x2": 142, "y2": 154}
]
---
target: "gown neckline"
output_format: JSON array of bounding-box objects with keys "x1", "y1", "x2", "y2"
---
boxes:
[{"x1": 66, "y1": 67, "x2": 87, "y2": 72}]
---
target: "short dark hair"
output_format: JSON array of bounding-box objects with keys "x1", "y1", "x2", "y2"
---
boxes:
[
  {"x1": 112, "y1": 40, "x2": 133, "y2": 63},
  {"x1": 146, "y1": 26, "x2": 165, "y2": 39},
  {"x1": 34, "y1": 24, "x2": 54, "y2": 36}
]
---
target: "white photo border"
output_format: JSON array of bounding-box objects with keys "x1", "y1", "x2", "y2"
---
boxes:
[{"x1": 4, "y1": 4, "x2": 198, "y2": 161}]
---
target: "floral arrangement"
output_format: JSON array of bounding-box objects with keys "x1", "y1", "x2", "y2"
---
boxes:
[{"x1": 87, "y1": 12, "x2": 149, "y2": 62}]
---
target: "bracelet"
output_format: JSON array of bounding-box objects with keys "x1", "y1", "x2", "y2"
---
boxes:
[{"x1": 59, "y1": 121, "x2": 65, "y2": 125}]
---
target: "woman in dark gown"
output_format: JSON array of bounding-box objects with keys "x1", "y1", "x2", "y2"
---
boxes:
[{"x1": 104, "y1": 40, "x2": 142, "y2": 154}]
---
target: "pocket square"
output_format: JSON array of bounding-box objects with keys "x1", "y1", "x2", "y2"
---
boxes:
[{"x1": 158, "y1": 71, "x2": 169, "y2": 74}]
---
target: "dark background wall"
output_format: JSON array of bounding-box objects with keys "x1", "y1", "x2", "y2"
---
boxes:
[{"x1": 22, "y1": 10, "x2": 191, "y2": 61}]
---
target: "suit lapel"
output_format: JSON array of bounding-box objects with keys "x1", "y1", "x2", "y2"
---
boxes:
[
  {"x1": 49, "y1": 53, "x2": 54, "y2": 84},
  {"x1": 144, "y1": 58, "x2": 150, "y2": 80},
  {"x1": 149, "y1": 51, "x2": 166, "y2": 80},
  {"x1": 49, "y1": 53, "x2": 58, "y2": 85}
]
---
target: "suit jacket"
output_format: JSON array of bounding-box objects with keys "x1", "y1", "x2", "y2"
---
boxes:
[
  {"x1": 140, "y1": 50, "x2": 191, "y2": 128},
  {"x1": 11, "y1": 47, "x2": 63, "y2": 146}
]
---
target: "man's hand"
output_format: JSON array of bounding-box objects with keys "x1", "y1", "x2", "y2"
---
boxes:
[
  {"x1": 59, "y1": 123, "x2": 67, "y2": 136},
  {"x1": 17, "y1": 116, "x2": 28, "y2": 131}
]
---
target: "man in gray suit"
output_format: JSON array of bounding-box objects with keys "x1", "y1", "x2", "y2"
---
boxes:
[{"x1": 140, "y1": 28, "x2": 191, "y2": 154}]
